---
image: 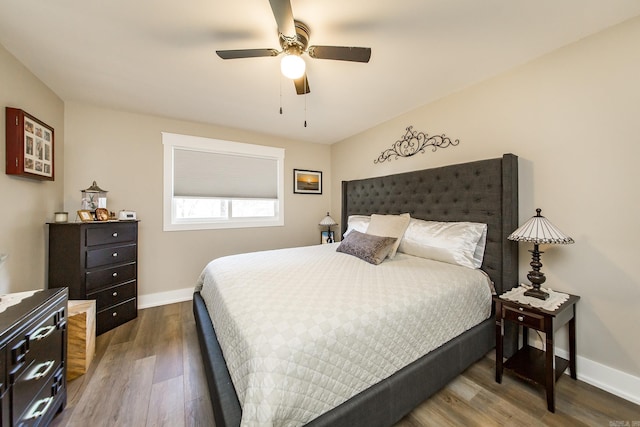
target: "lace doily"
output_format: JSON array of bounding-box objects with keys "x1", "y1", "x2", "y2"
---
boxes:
[
  {"x1": 0, "y1": 290, "x2": 40, "y2": 314},
  {"x1": 500, "y1": 284, "x2": 569, "y2": 311}
]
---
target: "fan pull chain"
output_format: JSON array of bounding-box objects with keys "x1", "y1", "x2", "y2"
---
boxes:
[
  {"x1": 304, "y1": 80, "x2": 308, "y2": 127},
  {"x1": 279, "y1": 75, "x2": 283, "y2": 115}
]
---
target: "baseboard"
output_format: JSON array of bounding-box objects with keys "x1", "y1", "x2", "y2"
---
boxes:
[
  {"x1": 525, "y1": 335, "x2": 640, "y2": 406},
  {"x1": 554, "y1": 347, "x2": 640, "y2": 406},
  {"x1": 138, "y1": 287, "x2": 193, "y2": 309},
  {"x1": 140, "y1": 288, "x2": 640, "y2": 407}
]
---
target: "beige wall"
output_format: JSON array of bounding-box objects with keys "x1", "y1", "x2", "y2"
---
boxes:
[
  {"x1": 63, "y1": 103, "x2": 331, "y2": 297},
  {"x1": 0, "y1": 45, "x2": 65, "y2": 293},
  {"x1": 331, "y1": 16, "x2": 640, "y2": 379}
]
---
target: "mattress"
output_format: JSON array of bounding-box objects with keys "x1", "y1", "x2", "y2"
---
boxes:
[{"x1": 196, "y1": 243, "x2": 492, "y2": 427}]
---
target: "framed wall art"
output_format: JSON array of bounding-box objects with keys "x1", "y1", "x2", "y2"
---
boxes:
[
  {"x1": 293, "y1": 169, "x2": 322, "y2": 194},
  {"x1": 5, "y1": 107, "x2": 55, "y2": 181}
]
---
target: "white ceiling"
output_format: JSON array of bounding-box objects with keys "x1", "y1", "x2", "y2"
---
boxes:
[{"x1": 1, "y1": 1, "x2": 639, "y2": 144}]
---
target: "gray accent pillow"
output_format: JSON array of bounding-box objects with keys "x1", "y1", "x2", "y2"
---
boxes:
[{"x1": 336, "y1": 230, "x2": 398, "y2": 265}]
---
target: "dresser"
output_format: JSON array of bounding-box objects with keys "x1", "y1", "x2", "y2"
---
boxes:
[
  {"x1": 48, "y1": 221, "x2": 138, "y2": 335},
  {"x1": 0, "y1": 288, "x2": 67, "y2": 427}
]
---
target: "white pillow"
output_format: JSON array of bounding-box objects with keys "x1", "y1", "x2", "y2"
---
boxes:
[
  {"x1": 398, "y1": 218, "x2": 487, "y2": 269},
  {"x1": 365, "y1": 213, "x2": 410, "y2": 259},
  {"x1": 473, "y1": 226, "x2": 488, "y2": 268},
  {"x1": 343, "y1": 215, "x2": 370, "y2": 238}
]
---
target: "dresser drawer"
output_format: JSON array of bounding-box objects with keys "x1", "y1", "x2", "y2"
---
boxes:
[
  {"x1": 85, "y1": 223, "x2": 137, "y2": 247},
  {"x1": 89, "y1": 281, "x2": 137, "y2": 311},
  {"x1": 8, "y1": 306, "x2": 65, "y2": 384},
  {"x1": 97, "y1": 298, "x2": 137, "y2": 335},
  {"x1": 86, "y1": 244, "x2": 136, "y2": 269},
  {"x1": 85, "y1": 262, "x2": 136, "y2": 292},
  {"x1": 14, "y1": 366, "x2": 64, "y2": 427},
  {"x1": 9, "y1": 309, "x2": 65, "y2": 422},
  {"x1": 503, "y1": 306, "x2": 544, "y2": 330}
]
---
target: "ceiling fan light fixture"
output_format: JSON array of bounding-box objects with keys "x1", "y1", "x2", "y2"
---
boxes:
[{"x1": 281, "y1": 54, "x2": 306, "y2": 79}]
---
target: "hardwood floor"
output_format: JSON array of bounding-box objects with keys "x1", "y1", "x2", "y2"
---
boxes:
[{"x1": 52, "y1": 302, "x2": 639, "y2": 427}]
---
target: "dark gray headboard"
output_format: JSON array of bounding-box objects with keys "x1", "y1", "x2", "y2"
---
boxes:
[{"x1": 341, "y1": 154, "x2": 518, "y2": 295}]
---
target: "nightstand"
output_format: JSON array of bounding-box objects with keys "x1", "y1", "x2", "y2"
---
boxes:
[{"x1": 494, "y1": 292, "x2": 580, "y2": 412}]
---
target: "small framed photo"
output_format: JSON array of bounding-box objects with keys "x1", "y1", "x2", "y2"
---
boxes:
[
  {"x1": 95, "y1": 208, "x2": 109, "y2": 221},
  {"x1": 294, "y1": 169, "x2": 322, "y2": 194},
  {"x1": 321, "y1": 231, "x2": 335, "y2": 244},
  {"x1": 77, "y1": 210, "x2": 93, "y2": 222}
]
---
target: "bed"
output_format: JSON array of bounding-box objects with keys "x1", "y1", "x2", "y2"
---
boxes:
[{"x1": 193, "y1": 153, "x2": 519, "y2": 427}]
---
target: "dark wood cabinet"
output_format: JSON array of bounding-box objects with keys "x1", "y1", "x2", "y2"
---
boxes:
[
  {"x1": 48, "y1": 221, "x2": 138, "y2": 335},
  {"x1": 0, "y1": 288, "x2": 67, "y2": 426},
  {"x1": 5, "y1": 107, "x2": 55, "y2": 181}
]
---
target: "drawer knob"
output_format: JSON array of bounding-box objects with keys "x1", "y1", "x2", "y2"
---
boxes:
[
  {"x1": 112, "y1": 252, "x2": 118, "y2": 257},
  {"x1": 517, "y1": 315, "x2": 524, "y2": 322},
  {"x1": 113, "y1": 291, "x2": 118, "y2": 297},
  {"x1": 112, "y1": 232, "x2": 118, "y2": 237},
  {"x1": 112, "y1": 312, "x2": 118, "y2": 317},
  {"x1": 519, "y1": 307, "x2": 524, "y2": 311},
  {"x1": 112, "y1": 272, "x2": 118, "y2": 277}
]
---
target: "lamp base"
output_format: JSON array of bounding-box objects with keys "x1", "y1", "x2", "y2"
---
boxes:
[{"x1": 524, "y1": 287, "x2": 549, "y2": 300}]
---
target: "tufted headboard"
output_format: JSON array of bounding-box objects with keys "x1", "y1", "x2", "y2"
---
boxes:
[{"x1": 341, "y1": 154, "x2": 519, "y2": 295}]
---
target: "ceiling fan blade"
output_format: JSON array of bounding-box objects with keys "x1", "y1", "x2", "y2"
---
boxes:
[
  {"x1": 308, "y1": 46, "x2": 371, "y2": 63},
  {"x1": 293, "y1": 74, "x2": 310, "y2": 95},
  {"x1": 216, "y1": 49, "x2": 279, "y2": 59},
  {"x1": 269, "y1": 0, "x2": 296, "y2": 37}
]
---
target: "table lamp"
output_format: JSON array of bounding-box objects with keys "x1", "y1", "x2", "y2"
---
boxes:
[
  {"x1": 319, "y1": 212, "x2": 337, "y2": 243},
  {"x1": 507, "y1": 208, "x2": 574, "y2": 300}
]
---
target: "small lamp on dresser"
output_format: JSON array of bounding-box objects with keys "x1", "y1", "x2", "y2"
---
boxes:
[
  {"x1": 508, "y1": 208, "x2": 574, "y2": 300},
  {"x1": 319, "y1": 212, "x2": 337, "y2": 243}
]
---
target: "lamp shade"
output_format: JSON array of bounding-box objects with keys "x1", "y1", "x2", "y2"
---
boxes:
[
  {"x1": 508, "y1": 208, "x2": 574, "y2": 244},
  {"x1": 281, "y1": 54, "x2": 306, "y2": 79},
  {"x1": 319, "y1": 212, "x2": 337, "y2": 227}
]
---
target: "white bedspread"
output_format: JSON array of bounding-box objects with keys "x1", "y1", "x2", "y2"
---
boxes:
[{"x1": 196, "y1": 243, "x2": 492, "y2": 427}]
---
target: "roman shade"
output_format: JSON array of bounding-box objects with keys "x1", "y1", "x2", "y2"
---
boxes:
[{"x1": 173, "y1": 148, "x2": 278, "y2": 199}]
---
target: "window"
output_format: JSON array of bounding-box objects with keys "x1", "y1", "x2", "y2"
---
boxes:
[{"x1": 163, "y1": 132, "x2": 285, "y2": 231}]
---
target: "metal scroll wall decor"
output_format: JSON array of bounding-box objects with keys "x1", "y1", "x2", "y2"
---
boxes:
[{"x1": 374, "y1": 126, "x2": 460, "y2": 164}]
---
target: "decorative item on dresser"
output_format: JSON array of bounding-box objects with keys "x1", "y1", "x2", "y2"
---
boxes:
[
  {"x1": 54, "y1": 212, "x2": 68, "y2": 223},
  {"x1": 507, "y1": 208, "x2": 574, "y2": 300},
  {"x1": 47, "y1": 221, "x2": 139, "y2": 335},
  {"x1": 80, "y1": 181, "x2": 107, "y2": 213},
  {"x1": 319, "y1": 212, "x2": 337, "y2": 243},
  {"x1": 0, "y1": 288, "x2": 68, "y2": 426}
]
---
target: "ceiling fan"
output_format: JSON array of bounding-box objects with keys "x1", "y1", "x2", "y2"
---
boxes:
[{"x1": 216, "y1": 0, "x2": 372, "y2": 95}]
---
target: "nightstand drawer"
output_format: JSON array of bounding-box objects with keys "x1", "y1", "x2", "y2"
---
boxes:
[
  {"x1": 86, "y1": 244, "x2": 136, "y2": 269},
  {"x1": 503, "y1": 306, "x2": 544, "y2": 330}
]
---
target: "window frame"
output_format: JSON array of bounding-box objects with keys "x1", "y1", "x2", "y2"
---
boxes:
[{"x1": 162, "y1": 132, "x2": 285, "y2": 231}]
